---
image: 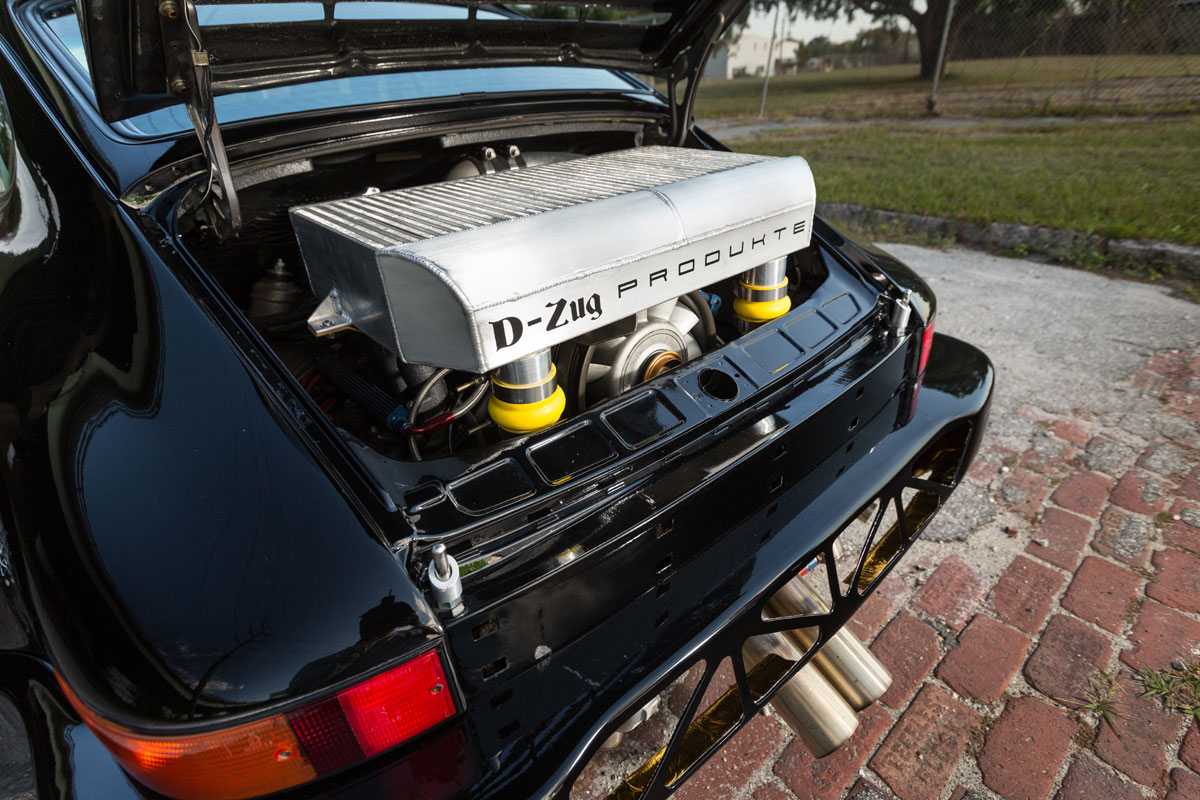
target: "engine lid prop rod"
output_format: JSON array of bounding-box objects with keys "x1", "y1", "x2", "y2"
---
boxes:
[{"x1": 157, "y1": 0, "x2": 242, "y2": 237}]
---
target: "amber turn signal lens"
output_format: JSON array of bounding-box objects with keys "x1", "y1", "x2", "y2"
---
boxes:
[{"x1": 57, "y1": 649, "x2": 456, "y2": 800}]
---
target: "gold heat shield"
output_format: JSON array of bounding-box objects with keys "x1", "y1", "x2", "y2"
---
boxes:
[
  {"x1": 853, "y1": 436, "x2": 964, "y2": 590},
  {"x1": 606, "y1": 654, "x2": 792, "y2": 800}
]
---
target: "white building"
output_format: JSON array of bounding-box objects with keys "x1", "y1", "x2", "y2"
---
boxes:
[{"x1": 703, "y1": 34, "x2": 801, "y2": 80}]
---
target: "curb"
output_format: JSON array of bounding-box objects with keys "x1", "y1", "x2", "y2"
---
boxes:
[{"x1": 817, "y1": 202, "x2": 1200, "y2": 279}]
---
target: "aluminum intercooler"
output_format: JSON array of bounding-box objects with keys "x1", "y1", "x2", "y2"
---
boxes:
[{"x1": 290, "y1": 146, "x2": 816, "y2": 373}]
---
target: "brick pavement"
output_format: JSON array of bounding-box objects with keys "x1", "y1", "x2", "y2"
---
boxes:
[{"x1": 574, "y1": 341, "x2": 1200, "y2": 800}]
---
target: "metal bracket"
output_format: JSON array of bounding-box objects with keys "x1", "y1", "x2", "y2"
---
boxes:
[
  {"x1": 307, "y1": 289, "x2": 354, "y2": 337},
  {"x1": 157, "y1": 0, "x2": 242, "y2": 238}
]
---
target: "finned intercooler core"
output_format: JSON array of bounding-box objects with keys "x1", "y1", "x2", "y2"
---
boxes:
[{"x1": 290, "y1": 146, "x2": 817, "y2": 373}]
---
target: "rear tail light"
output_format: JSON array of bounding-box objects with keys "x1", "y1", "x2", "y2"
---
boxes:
[
  {"x1": 918, "y1": 314, "x2": 936, "y2": 375},
  {"x1": 57, "y1": 649, "x2": 456, "y2": 800},
  {"x1": 902, "y1": 314, "x2": 935, "y2": 424}
]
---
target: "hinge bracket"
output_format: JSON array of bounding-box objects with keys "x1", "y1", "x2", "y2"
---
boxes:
[{"x1": 158, "y1": 0, "x2": 241, "y2": 238}]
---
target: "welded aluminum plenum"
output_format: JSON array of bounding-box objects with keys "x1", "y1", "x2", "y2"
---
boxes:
[{"x1": 291, "y1": 146, "x2": 817, "y2": 373}]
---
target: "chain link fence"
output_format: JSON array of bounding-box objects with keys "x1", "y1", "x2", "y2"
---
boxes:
[
  {"x1": 693, "y1": 0, "x2": 1200, "y2": 120},
  {"x1": 940, "y1": 0, "x2": 1200, "y2": 114}
]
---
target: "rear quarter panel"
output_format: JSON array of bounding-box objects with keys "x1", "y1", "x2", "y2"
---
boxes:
[{"x1": 0, "y1": 25, "x2": 437, "y2": 741}]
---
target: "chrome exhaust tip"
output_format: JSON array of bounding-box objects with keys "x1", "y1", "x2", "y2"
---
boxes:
[
  {"x1": 765, "y1": 577, "x2": 893, "y2": 710},
  {"x1": 743, "y1": 633, "x2": 859, "y2": 758}
]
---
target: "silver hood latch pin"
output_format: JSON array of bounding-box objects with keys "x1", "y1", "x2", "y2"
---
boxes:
[
  {"x1": 889, "y1": 289, "x2": 913, "y2": 339},
  {"x1": 428, "y1": 543, "x2": 464, "y2": 616}
]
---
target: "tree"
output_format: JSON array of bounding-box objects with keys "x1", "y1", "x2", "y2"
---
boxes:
[
  {"x1": 853, "y1": 22, "x2": 904, "y2": 53},
  {"x1": 807, "y1": 34, "x2": 833, "y2": 53},
  {"x1": 752, "y1": 0, "x2": 985, "y2": 78}
]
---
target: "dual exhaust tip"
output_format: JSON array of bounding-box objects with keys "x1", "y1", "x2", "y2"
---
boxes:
[
  {"x1": 748, "y1": 575, "x2": 892, "y2": 758},
  {"x1": 596, "y1": 573, "x2": 893, "y2": 798}
]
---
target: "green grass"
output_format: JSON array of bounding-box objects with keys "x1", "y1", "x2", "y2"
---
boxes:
[
  {"x1": 691, "y1": 54, "x2": 1200, "y2": 119},
  {"x1": 728, "y1": 118, "x2": 1200, "y2": 244},
  {"x1": 1080, "y1": 671, "x2": 1122, "y2": 726},
  {"x1": 1135, "y1": 660, "x2": 1200, "y2": 722}
]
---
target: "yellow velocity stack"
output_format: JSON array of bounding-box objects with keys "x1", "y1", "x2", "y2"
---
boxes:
[
  {"x1": 733, "y1": 257, "x2": 790, "y2": 332},
  {"x1": 488, "y1": 348, "x2": 566, "y2": 435}
]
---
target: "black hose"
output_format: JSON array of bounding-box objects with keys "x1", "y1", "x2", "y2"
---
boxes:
[{"x1": 314, "y1": 354, "x2": 401, "y2": 426}]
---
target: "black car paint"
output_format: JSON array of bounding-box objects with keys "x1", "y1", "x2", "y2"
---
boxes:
[
  {"x1": 0, "y1": 19, "x2": 446, "y2": 727},
  {"x1": 1, "y1": 325, "x2": 992, "y2": 800},
  {"x1": 0, "y1": 9, "x2": 991, "y2": 800}
]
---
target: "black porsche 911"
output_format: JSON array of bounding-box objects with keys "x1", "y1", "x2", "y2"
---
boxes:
[{"x1": 0, "y1": 1, "x2": 992, "y2": 798}]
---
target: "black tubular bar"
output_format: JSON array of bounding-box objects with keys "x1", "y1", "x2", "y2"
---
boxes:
[{"x1": 598, "y1": 419, "x2": 973, "y2": 800}]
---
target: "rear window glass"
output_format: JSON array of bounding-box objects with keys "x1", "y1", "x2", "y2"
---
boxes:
[
  {"x1": 39, "y1": 2, "x2": 645, "y2": 137},
  {"x1": 188, "y1": 2, "x2": 510, "y2": 24}
]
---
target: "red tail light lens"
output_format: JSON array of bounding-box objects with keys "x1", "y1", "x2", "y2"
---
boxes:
[
  {"x1": 918, "y1": 314, "x2": 936, "y2": 375},
  {"x1": 339, "y1": 652, "x2": 455, "y2": 756},
  {"x1": 58, "y1": 649, "x2": 456, "y2": 800}
]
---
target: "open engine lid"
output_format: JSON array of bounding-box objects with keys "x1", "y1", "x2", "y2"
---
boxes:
[{"x1": 76, "y1": 0, "x2": 749, "y2": 123}]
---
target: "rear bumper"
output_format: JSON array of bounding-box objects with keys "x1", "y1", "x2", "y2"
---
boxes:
[
  {"x1": 20, "y1": 333, "x2": 991, "y2": 800},
  {"x1": 341, "y1": 332, "x2": 991, "y2": 800}
]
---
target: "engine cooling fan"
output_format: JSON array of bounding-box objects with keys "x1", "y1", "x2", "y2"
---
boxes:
[{"x1": 557, "y1": 295, "x2": 709, "y2": 414}]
